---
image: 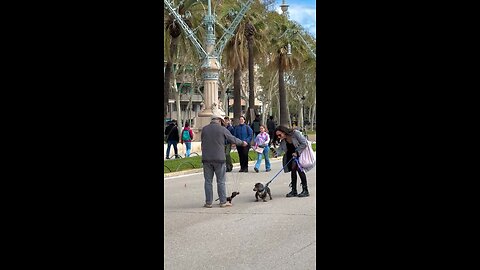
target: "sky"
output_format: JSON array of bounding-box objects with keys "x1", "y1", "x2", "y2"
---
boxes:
[{"x1": 274, "y1": 0, "x2": 316, "y2": 38}]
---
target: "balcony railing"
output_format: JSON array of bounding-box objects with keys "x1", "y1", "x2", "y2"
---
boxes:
[{"x1": 179, "y1": 94, "x2": 202, "y2": 102}]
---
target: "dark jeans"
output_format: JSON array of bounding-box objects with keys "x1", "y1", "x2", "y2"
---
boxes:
[
  {"x1": 225, "y1": 144, "x2": 233, "y2": 171},
  {"x1": 166, "y1": 140, "x2": 178, "y2": 158},
  {"x1": 237, "y1": 145, "x2": 250, "y2": 170}
]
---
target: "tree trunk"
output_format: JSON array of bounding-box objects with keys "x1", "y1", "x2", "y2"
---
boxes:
[
  {"x1": 173, "y1": 77, "x2": 182, "y2": 136},
  {"x1": 308, "y1": 106, "x2": 313, "y2": 130},
  {"x1": 233, "y1": 65, "x2": 242, "y2": 126},
  {"x1": 164, "y1": 35, "x2": 179, "y2": 119},
  {"x1": 164, "y1": 61, "x2": 172, "y2": 119},
  {"x1": 244, "y1": 22, "x2": 256, "y2": 124},
  {"x1": 286, "y1": 95, "x2": 291, "y2": 127},
  {"x1": 312, "y1": 95, "x2": 316, "y2": 131},
  {"x1": 299, "y1": 102, "x2": 304, "y2": 130},
  {"x1": 277, "y1": 93, "x2": 280, "y2": 126},
  {"x1": 247, "y1": 31, "x2": 255, "y2": 118},
  {"x1": 278, "y1": 54, "x2": 288, "y2": 127}
]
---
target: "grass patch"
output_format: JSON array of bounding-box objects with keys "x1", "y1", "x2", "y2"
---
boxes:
[
  {"x1": 164, "y1": 150, "x2": 259, "y2": 174},
  {"x1": 164, "y1": 143, "x2": 316, "y2": 174}
]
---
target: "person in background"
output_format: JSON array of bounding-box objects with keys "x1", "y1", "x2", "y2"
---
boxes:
[
  {"x1": 180, "y1": 121, "x2": 194, "y2": 157},
  {"x1": 273, "y1": 125, "x2": 311, "y2": 197},
  {"x1": 253, "y1": 124, "x2": 271, "y2": 173},
  {"x1": 251, "y1": 114, "x2": 261, "y2": 138},
  {"x1": 165, "y1": 120, "x2": 179, "y2": 159},
  {"x1": 201, "y1": 114, "x2": 247, "y2": 208},
  {"x1": 233, "y1": 116, "x2": 253, "y2": 172},
  {"x1": 224, "y1": 116, "x2": 235, "y2": 172},
  {"x1": 267, "y1": 115, "x2": 276, "y2": 147}
]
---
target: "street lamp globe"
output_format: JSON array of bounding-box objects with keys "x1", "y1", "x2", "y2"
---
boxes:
[{"x1": 280, "y1": 0, "x2": 289, "y2": 13}]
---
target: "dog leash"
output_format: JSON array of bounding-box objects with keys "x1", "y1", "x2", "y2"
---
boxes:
[
  {"x1": 294, "y1": 157, "x2": 304, "y2": 172},
  {"x1": 265, "y1": 156, "x2": 296, "y2": 188}
]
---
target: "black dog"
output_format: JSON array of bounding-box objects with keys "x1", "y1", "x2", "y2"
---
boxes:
[{"x1": 253, "y1": 183, "x2": 272, "y2": 202}]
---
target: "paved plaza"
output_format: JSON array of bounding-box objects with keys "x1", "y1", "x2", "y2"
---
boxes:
[{"x1": 164, "y1": 159, "x2": 316, "y2": 269}]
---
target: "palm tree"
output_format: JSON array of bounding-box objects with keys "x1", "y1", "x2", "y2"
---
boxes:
[
  {"x1": 223, "y1": 26, "x2": 247, "y2": 125},
  {"x1": 217, "y1": 1, "x2": 249, "y2": 125},
  {"x1": 164, "y1": 13, "x2": 182, "y2": 119},
  {"x1": 216, "y1": 1, "x2": 269, "y2": 124},
  {"x1": 164, "y1": 0, "x2": 204, "y2": 121},
  {"x1": 243, "y1": 1, "x2": 268, "y2": 122},
  {"x1": 244, "y1": 21, "x2": 256, "y2": 120},
  {"x1": 265, "y1": 11, "x2": 311, "y2": 127}
]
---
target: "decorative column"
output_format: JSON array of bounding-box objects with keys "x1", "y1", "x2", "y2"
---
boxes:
[{"x1": 198, "y1": 0, "x2": 224, "y2": 117}]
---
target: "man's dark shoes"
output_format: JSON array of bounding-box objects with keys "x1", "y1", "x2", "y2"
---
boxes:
[
  {"x1": 254, "y1": 167, "x2": 259, "y2": 173},
  {"x1": 266, "y1": 169, "x2": 271, "y2": 172}
]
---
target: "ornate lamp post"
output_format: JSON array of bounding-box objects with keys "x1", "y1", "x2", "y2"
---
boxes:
[
  {"x1": 164, "y1": 0, "x2": 254, "y2": 129},
  {"x1": 277, "y1": 0, "x2": 316, "y2": 60},
  {"x1": 280, "y1": 0, "x2": 289, "y2": 15}
]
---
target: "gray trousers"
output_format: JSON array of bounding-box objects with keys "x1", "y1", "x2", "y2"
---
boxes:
[{"x1": 203, "y1": 162, "x2": 227, "y2": 204}]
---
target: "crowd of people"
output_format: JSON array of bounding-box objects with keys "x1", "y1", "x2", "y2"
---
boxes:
[{"x1": 164, "y1": 115, "x2": 282, "y2": 162}]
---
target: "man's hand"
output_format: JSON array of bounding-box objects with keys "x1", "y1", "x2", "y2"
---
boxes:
[
  {"x1": 242, "y1": 141, "x2": 248, "y2": 146},
  {"x1": 292, "y1": 152, "x2": 297, "y2": 157}
]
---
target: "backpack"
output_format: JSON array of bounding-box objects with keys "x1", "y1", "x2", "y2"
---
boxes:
[{"x1": 182, "y1": 130, "x2": 191, "y2": 141}]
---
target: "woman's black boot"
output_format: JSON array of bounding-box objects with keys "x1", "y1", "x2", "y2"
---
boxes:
[
  {"x1": 286, "y1": 180, "x2": 297, "y2": 197},
  {"x1": 286, "y1": 188, "x2": 298, "y2": 197},
  {"x1": 297, "y1": 186, "x2": 310, "y2": 197}
]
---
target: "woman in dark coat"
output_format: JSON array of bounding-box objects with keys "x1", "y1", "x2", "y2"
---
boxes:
[{"x1": 273, "y1": 125, "x2": 311, "y2": 197}]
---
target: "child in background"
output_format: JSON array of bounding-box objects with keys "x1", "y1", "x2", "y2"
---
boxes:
[{"x1": 253, "y1": 124, "x2": 271, "y2": 173}]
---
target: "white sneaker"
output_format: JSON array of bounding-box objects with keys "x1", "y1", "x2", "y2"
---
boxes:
[{"x1": 219, "y1": 202, "x2": 232, "y2": 207}]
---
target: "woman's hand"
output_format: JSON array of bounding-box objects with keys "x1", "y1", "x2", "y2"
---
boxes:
[{"x1": 292, "y1": 152, "x2": 297, "y2": 157}]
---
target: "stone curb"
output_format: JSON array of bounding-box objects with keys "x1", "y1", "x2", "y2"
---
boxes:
[{"x1": 164, "y1": 157, "x2": 284, "y2": 178}]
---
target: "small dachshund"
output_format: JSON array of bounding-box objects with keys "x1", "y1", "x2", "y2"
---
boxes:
[
  {"x1": 253, "y1": 183, "x2": 272, "y2": 202},
  {"x1": 215, "y1": 191, "x2": 240, "y2": 203}
]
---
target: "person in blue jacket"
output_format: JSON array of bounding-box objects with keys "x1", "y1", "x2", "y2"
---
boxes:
[{"x1": 233, "y1": 116, "x2": 253, "y2": 172}]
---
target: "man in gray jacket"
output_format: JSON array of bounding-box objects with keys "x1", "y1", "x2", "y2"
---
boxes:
[{"x1": 201, "y1": 114, "x2": 247, "y2": 208}]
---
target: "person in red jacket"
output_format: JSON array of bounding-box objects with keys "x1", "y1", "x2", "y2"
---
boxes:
[{"x1": 180, "y1": 121, "x2": 194, "y2": 157}]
